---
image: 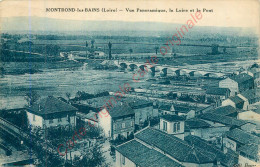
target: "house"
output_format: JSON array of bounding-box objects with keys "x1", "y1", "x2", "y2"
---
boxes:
[
  {"x1": 242, "y1": 67, "x2": 260, "y2": 87},
  {"x1": 222, "y1": 96, "x2": 245, "y2": 109},
  {"x1": 238, "y1": 88, "x2": 260, "y2": 107},
  {"x1": 26, "y1": 96, "x2": 77, "y2": 128},
  {"x1": 159, "y1": 114, "x2": 185, "y2": 140},
  {"x1": 210, "y1": 105, "x2": 238, "y2": 118},
  {"x1": 219, "y1": 73, "x2": 254, "y2": 96},
  {"x1": 238, "y1": 107, "x2": 260, "y2": 124},
  {"x1": 131, "y1": 127, "x2": 217, "y2": 166},
  {"x1": 185, "y1": 135, "x2": 239, "y2": 167},
  {"x1": 128, "y1": 100, "x2": 158, "y2": 126},
  {"x1": 223, "y1": 128, "x2": 260, "y2": 152},
  {"x1": 158, "y1": 104, "x2": 196, "y2": 119},
  {"x1": 98, "y1": 103, "x2": 135, "y2": 140},
  {"x1": 206, "y1": 87, "x2": 230, "y2": 101},
  {"x1": 238, "y1": 143, "x2": 260, "y2": 166},
  {"x1": 185, "y1": 118, "x2": 212, "y2": 139},
  {"x1": 115, "y1": 139, "x2": 184, "y2": 167}
]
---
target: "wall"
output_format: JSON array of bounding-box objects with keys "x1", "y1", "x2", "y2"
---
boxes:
[
  {"x1": 112, "y1": 116, "x2": 134, "y2": 140},
  {"x1": 219, "y1": 78, "x2": 238, "y2": 96},
  {"x1": 134, "y1": 106, "x2": 158, "y2": 125},
  {"x1": 115, "y1": 150, "x2": 136, "y2": 167},
  {"x1": 98, "y1": 108, "x2": 111, "y2": 138},
  {"x1": 223, "y1": 137, "x2": 237, "y2": 152},
  {"x1": 160, "y1": 119, "x2": 184, "y2": 138},
  {"x1": 44, "y1": 115, "x2": 76, "y2": 128},
  {"x1": 27, "y1": 111, "x2": 43, "y2": 127},
  {"x1": 222, "y1": 99, "x2": 236, "y2": 108}
]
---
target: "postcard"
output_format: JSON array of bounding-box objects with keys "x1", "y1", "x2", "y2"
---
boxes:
[{"x1": 0, "y1": 0, "x2": 259, "y2": 166}]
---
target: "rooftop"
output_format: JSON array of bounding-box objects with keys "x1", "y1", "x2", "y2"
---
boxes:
[
  {"x1": 27, "y1": 96, "x2": 77, "y2": 116},
  {"x1": 206, "y1": 87, "x2": 230, "y2": 96},
  {"x1": 240, "y1": 88, "x2": 260, "y2": 101},
  {"x1": 225, "y1": 128, "x2": 260, "y2": 145},
  {"x1": 229, "y1": 96, "x2": 244, "y2": 104},
  {"x1": 238, "y1": 143, "x2": 259, "y2": 159},
  {"x1": 135, "y1": 127, "x2": 216, "y2": 164},
  {"x1": 210, "y1": 105, "x2": 238, "y2": 116},
  {"x1": 161, "y1": 114, "x2": 185, "y2": 122},
  {"x1": 116, "y1": 140, "x2": 184, "y2": 167},
  {"x1": 109, "y1": 103, "x2": 134, "y2": 118},
  {"x1": 185, "y1": 118, "x2": 211, "y2": 129},
  {"x1": 230, "y1": 73, "x2": 253, "y2": 84},
  {"x1": 199, "y1": 113, "x2": 247, "y2": 127}
]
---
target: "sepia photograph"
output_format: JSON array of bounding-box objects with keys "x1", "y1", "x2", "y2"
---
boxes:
[{"x1": 0, "y1": 0, "x2": 259, "y2": 166}]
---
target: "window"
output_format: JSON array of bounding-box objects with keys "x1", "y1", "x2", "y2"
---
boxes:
[
  {"x1": 177, "y1": 122, "x2": 180, "y2": 131},
  {"x1": 131, "y1": 121, "x2": 134, "y2": 127},
  {"x1": 49, "y1": 119, "x2": 53, "y2": 124},
  {"x1": 122, "y1": 123, "x2": 125, "y2": 128},
  {"x1": 163, "y1": 121, "x2": 167, "y2": 131},
  {"x1": 173, "y1": 123, "x2": 177, "y2": 132},
  {"x1": 33, "y1": 114, "x2": 36, "y2": 121},
  {"x1": 122, "y1": 155, "x2": 125, "y2": 165},
  {"x1": 58, "y1": 118, "x2": 62, "y2": 122}
]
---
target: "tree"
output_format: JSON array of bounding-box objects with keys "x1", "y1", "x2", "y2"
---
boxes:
[
  {"x1": 65, "y1": 92, "x2": 71, "y2": 103},
  {"x1": 129, "y1": 48, "x2": 133, "y2": 56},
  {"x1": 24, "y1": 91, "x2": 40, "y2": 106},
  {"x1": 91, "y1": 39, "x2": 95, "y2": 49},
  {"x1": 155, "y1": 46, "x2": 159, "y2": 55}
]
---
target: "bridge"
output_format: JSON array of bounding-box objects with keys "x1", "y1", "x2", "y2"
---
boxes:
[{"x1": 117, "y1": 61, "x2": 226, "y2": 78}]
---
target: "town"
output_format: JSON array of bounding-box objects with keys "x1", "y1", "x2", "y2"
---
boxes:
[{"x1": 0, "y1": 23, "x2": 259, "y2": 167}]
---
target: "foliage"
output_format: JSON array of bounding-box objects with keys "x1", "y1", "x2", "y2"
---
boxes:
[{"x1": 24, "y1": 91, "x2": 40, "y2": 106}]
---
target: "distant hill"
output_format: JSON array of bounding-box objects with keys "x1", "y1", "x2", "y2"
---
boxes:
[{"x1": 0, "y1": 16, "x2": 256, "y2": 37}]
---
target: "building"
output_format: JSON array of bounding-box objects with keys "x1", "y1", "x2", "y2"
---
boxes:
[
  {"x1": 26, "y1": 96, "x2": 77, "y2": 128},
  {"x1": 98, "y1": 103, "x2": 135, "y2": 140},
  {"x1": 238, "y1": 88, "x2": 260, "y2": 106},
  {"x1": 159, "y1": 114, "x2": 185, "y2": 140},
  {"x1": 185, "y1": 118, "x2": 212, "y2": 140},
  {"x1": 209, "y1": 105, "x2": 238, "y2": 118},
  {"x1": 219, "y1": 73, "x2": 254, "y2": 96},
  {"x1": 128, "y1": 100, "x2": 158, "y2": 126},
  {"x1": 115, "y1": 139, "x2": 184, "y2": 167},
  {"x1": 206, "y1": 87, "x2": 230, "y2": 102},
  {"x1": 116, "y1": 127, "x2": 217, "y2": 167},
  {"x1": 185, "y1": 135, "x2": 239, "y2": 167},
  {"x1": 222, "y1": 96, "x2": 245, "y2": 109},
  {"x1": 159, "y1": 104, "x2": 196, "y2": 119},
  {"x1": 242, "y1": 67, "x2": 260, "y2": 87}
]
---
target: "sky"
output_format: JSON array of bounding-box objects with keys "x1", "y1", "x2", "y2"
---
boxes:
[{"x1": 0, "y1": 0, "x2": 259, "y2": 32}]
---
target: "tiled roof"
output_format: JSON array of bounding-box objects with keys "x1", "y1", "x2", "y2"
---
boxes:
[
  {"x1": 185, "y1": 135, "x2": 238, "y2": 167},
  {"x1": 116, "y1": 140, "x2": 184, "y2": 167},
  {"x1": 161, "y1": 114, "x2": 185, "y2": 122},
  {"x1": 128, "y1": 100, "x2": 153, "y2": 109},
  {"x1": 27, "y1": 96, "x2": 77, "y2": 116},
  {"x1": 159, "y1": 104, "x2": 191, "y2": 113},
  {"x1": 135, "y1": 128, "x2": 216, "y2": 164},
  {"x1": 206, "y1": 88, "x2": 230, "y2": 96},
  {"x1": 185, "y1": 118, "x2": 211, "y2": 129},
  {"x1": 211, "y1": 105, "x2": 238, "y2": 116},
  {"x1": 109, "y1": 103, "x2": 134, "y2": 118},
  {"x1": 199, "y1": 113, "x2": 247, "y2": 127},
  {"x1": 230, "y1": 73, "x2": 253, "y2": 84},
  {"x1": 238, "y1": 144, "x2": 259, "y2": 159},
  {"x1": 229, "y1": 96, "x2": 244, "y2": 104},
  {"x1": 240, "y1": 88, "x2": 260, "y2": 101},
  {"x1": 225, "y1": 128, "x2": 260, "y2": 145}
]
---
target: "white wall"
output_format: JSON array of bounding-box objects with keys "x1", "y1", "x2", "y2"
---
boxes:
[
  {"x1": 116, "y1": 151, "x2": 136, "y2": 167},
  {"x1": 219, "y1": 78, "x2": 238, "y2": 96},
  {"x1": 222, "y1": 99, "x2": 236, "y2": 108},
  {"x1": 27, "y1": 111, "x2": 43, "y2": 128},
  {"x1": 98, "y1": 108, "x2": 111, "y2": 138}
]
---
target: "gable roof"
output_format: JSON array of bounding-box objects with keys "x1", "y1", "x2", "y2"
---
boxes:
[
  {"x1": 109, "y1": 103, "x2": 134, "y2": 118},
  {"x1": 116, "y1": 140, "x2": 184, "y2": 167},
  {"x1": 211, "y1": 105, "x2": 238, "y2": 116},
  {"x1": 185, "y1": 118, "x2": 211, "y2": 129},
  {"x1": 128, "y1": 100, "x2": 153, "y2": 109},
  {"x1": 27, "y1": 96, "x2": 77, "y2": 116},
  {"x1": 135, "y1": 127, "x2": 216, "y2": 164},
  {"x1": 206, "y1": 88, "x2": 230, "y2": 96},
  {"x1": 240, "y1": 88, "x2": 260, "y2": 101},
  {"x1": 229, "y1": 96, "x2": 244, "y2": 104},
  {"x1": 185, "y1": 135, "x2": 238, "y2": 167},
  {"x1": 199, "y1": 113, "x2": 247, "y2": 127},
  {"x1": 225, "y1": 128, "x2": 260, "y2": 145},
  {"x1": 161, "y1": 114, "x2": 185, "y2": 122},
  {"x1": 230, "y1": 73, "x2": 253, "y2": 84},
  {"x1": 238, "y1": 143, "x2": 259, "y2": 159}
]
